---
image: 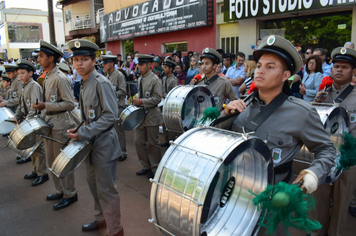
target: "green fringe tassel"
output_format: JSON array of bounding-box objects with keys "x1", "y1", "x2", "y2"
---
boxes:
[
  {"x1": 249, "y1": 182, "x2": 322, "y2": 236},
  {"x1": 197, "y1": 106, "x2": 220, "y2": 125},
  {"x1": 338, "y1": 132, "x2": 356, "y2": 170}
]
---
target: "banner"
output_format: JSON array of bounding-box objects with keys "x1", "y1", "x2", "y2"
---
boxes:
[
  {"x1": 224, "y1": 0, "x2": 356, "y2": 21},
  {"x1": 100, "y1": 0, "x2": 213, "y2": 43}
]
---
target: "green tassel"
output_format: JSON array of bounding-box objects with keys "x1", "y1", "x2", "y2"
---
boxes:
[
  {"x1": 338, "y1": 132, "x2": 356, "y2": 170},
  {"x1": 197, "y1": 106, "x2": 220, "y2": 125},
  {"x1": 249, "y1": 182, "x2": 322, "y2": 235}
]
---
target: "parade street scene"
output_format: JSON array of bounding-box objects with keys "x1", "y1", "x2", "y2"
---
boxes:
[{"x1": 1, "y1": 0, "x2": 356, "y2": 236}]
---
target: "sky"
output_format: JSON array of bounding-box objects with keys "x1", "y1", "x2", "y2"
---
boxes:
[{"x1": 3, "y1": 0, "x2": 61, "y2": 12}]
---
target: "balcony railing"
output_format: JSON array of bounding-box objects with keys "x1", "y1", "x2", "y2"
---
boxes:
[{"x1": 68, "y1": 8, "x2": 104, "y2": 31}]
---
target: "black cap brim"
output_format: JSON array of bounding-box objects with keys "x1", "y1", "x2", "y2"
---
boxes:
[
  {"x1": 201, "y1": 54, "x2": 220, "y2": 64},
  {"x1": 333, "y1": 55, "x2": 356, "y2": 67}
]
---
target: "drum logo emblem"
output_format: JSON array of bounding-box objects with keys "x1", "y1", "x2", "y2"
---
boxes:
[
  {"x1": 50, "y1": 95, "x2": 56, "y2": 103},
  {"x1": 220, "y1": 177, "x2": 235, "y2": 208},
  {"x1": 331, "y1": 122, "x2": 339, "y2": 134},
  {"x1": 272, "y1": 148, "x2": 282, "y2": 163},
  {"x1": 89, "y1": 109, "x2": 95, "y2": 119}
]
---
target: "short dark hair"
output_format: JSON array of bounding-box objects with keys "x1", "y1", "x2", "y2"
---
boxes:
[
  {"x1": 44, "y1": 52, "x2": 60, "y2": 64},
  {"x1": 117, "y1": 54, "x2": 121, "y2": 57},
  {"x1": 314, "y1": 48, "x2": 326, "y2": 56},
  {"x1": 236, "y1": 52, "x2": 245, "y2": 59}
]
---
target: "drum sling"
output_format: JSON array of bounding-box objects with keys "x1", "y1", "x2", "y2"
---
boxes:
[{"x1": 334, "y1": 84, "x2": 354, "y2": 103}]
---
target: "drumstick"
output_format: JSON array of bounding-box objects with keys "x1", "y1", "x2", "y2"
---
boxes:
[
  {"x1": 39, "y1": 134, "x2": 65, "y2": 145},
  {"x1": 63, "y1": 121, "x2": 84, "y2": 147},
  {"x1": 35, "y1": 98, "x2": 38, "y2": 116}
]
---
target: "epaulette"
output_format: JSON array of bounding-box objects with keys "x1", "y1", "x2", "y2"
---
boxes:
[{"x1": 286, "y1": 96, "x2": 313, "y2": 111}]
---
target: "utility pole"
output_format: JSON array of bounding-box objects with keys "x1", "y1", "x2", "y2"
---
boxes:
[{"x1": 48, "y1": 0, "x2": 56, "y2": 46}]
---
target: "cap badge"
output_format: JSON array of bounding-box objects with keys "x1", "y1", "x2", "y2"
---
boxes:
[
  {"x1": 204, "y1": 48, "x2": 210, "y2": 53},
  {"x1": 340, "y1": 47, "x2": 347, "y2": 55},
  {"x1": 267, "y1": 35, "x2": 276, "y2": 46},
  {"x1": 17, "y1": 59, "x2": 21, "y2": 64},
  {"x1": 74, "y1": 40, "x2": 81, "y2": 48}
]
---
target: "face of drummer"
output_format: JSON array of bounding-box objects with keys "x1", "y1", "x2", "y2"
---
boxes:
[
  {"x1": 17, "y1": 69, "x2": 33, "y2": 84},
  {"x1": 254, "y1": 53, "x2": 290, "y2": 93},
  {"x1": 2, "y1": 79, "x2": 11, "y2": 89},
  {"x1": 138, "y1": 62, "x2": 151, "y2": 75},
  {"x1": 6, "y1": 71, "x2": 17, "y2": 80},
  {"x1": 73, "y1": 55, "x2": 96, "y2": 80},
  {"x1": 37, "y1": 51, "x2": 54, "y2": 70},
  {"x1": 162, "y1": 64, "x2": 172, "y2": 75},
  {"x1": 102, "y1": 61, "x2": 114, "y2": 74},
  {"x1": 201, "y1": 58, "x2": 217, "y2": 78},
  {"x1": 331, "y1": 61, "x2": 356, "y2": 87}
]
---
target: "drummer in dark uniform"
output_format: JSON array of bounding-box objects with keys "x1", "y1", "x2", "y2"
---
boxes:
[
  {"x1": 66, "y1": 39, "x2": 123, "y2": 236},
  {"x1": 190, "y1": 48, "x2": 238, "y2": 109},
  {"x1": 102, "y1": 54, "x2": 127, "y2": 162},
  {"x1": 217, "y1": 35, "x2": 336, "y2": 234},
  {"x1": 131, "y1": 54, "x2": 163, "y2": 179},
  {"x1": 32, "y1": 40, "x2": 78, "y2": 210},
  {"x1": 160, "y1": 58, "x2": 178, "y2": 147},
  {"x1": 312, "y1": 47, "x2": 356, "y2": 236},
  {"x1": 14, "y1": 59, "x2": 48, "y2": 186}
]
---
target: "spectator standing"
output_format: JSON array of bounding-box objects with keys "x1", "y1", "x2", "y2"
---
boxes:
[
  {"x1": 72, "y1": 68, "x2": 82, "y2": 102},
  {"x1": 175, "y1": 64, "x2": 186, "y2": 85},
  {"x1": 299, "y1": 55, "x2": 323, "y2": 102},
  {"x1": 313, "y1": 48, "x2": 333, "y2": 77},
  {"x1": 225, "y1": 52, "x2": 247, "y2": 97},
  {"x1": 185, "y1": 55, "x2": 199, "y2": 85}
]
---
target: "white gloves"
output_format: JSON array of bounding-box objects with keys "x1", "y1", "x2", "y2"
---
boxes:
[{"x1": 302, "y1": 169, "x2": 319, "y2": 194}]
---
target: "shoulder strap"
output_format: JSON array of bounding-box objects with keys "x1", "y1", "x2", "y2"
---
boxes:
[
  {"x1": 244, "y1": 92, "x2": 288, "y2": 132},
  {"x1": 204, "y1": 74, "x2": 219, "y2": 85},
  {"x1": 334, "y1": 84, "x2": 354, "y2": 103}
]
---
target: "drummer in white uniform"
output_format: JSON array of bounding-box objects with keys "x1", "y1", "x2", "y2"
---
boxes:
[{"x1": 14, "y1": 59, "x2": 48, "y2": 186}]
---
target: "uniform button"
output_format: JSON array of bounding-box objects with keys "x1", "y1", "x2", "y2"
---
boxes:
[
  {"x1": 336, "y1": 91, "x2": 339, "y2": 94},
  {"x1": 278, "y1": 141, "x2": 283, "y2": 145}
]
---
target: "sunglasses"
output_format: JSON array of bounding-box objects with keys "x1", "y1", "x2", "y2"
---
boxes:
[{"x1": 305, "y1": 52, "x2": 310, "y2": 55}]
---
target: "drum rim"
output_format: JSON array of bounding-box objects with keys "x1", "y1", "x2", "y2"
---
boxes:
[{"x1": 119, "y1": 105, "x2": 145, "y2": 130}]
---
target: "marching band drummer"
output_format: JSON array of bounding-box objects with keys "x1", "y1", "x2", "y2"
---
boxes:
[
  {"x1": 215, "y1": 35, "x2": 336, "y2": 235},
  {"x1": 190, "y1": 48, "x2": 238, "y2": 110},
  {"x1": 32, "y1": 40, "x2": 78, "y2": 210},
  {"x1": 66, "y1": 39, "x2": 124, "y2": 236},
  {"x1": 311, "y1": 47, "x2": 356, "y2": 236},
  {"x1": 131, "y1": 54, "x2": 163, "y2": 179},
  {"x1": 160, "y1": 58, "x2": 178, "y2": 147},
  {"x1": 101, "y1": 54, "x2": 128, "y2": 162},
  {"x1": 0, "y1": 64, "x2": 22, "y2": 113},
  {"x1": 13, "y1": 59, "x2": 48, "y2": 186},
  {"x1": 1, "y1": 72, "x2": 12, "y2": 105}
]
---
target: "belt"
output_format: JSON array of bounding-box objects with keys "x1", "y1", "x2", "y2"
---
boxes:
[
  {"x1": 274, "y1": 160, "x2": 293, "y2": 183},
  {"x1": 91, "y1": 125, "x2": 114, "y2": 142},
  {"x1": 46, "y1": 110, "x2": 67, "y2": 116}
]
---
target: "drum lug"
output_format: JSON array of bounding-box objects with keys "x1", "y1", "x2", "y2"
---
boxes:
[
  {"x1": 148, "y1": 219, "x2": 175, "y2": 236},
  {"x1": 150, "y1": 178, "x2": 204, "y2": 206}
]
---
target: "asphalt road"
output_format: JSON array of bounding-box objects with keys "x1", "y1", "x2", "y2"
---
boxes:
[{"x1": 0, "y1": 130, "x2": 355, "y2": 236}]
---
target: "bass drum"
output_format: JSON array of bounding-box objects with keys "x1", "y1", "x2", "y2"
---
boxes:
[
  {"x1": 162, "y1": 85, "x2": 215, "y2": 136},
  {"x1": 5, "y1": 138, "x2": 41, "y2": 160},
  {"x1": 9, "y1": 117, "x2": 50, "y2": 150},
  {"x1": 0, "y1": 107, "x2": 16, "y2": 135},
  {"x1": 50, "y1": 140, "x2": 92, "y2": 179},
  {"x1": 150, "y1": 127, "x2": 273, "y2": 236},
  {"x1": 293, "y1": 105, "x2": 349, "y2": 182},
  {"x1": 118, "y1": 105, "x2": 146, "y2": 131}
]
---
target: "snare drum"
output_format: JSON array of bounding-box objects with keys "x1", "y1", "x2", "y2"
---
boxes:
[
  {"x1": 0, "y1": 107, "x2": 16, "y2": 135},
  {"x1": 118, "y1": 105, "x2": 146, "y2": 130},
  {"x1": 50, "y1": 140, "x2": 92, "y2": 179},
  {"x1": 294, "y1": 105, "x2": 349, "y2": 182},
  {"x1": 10, "y1": 117, "x2": 50, "y2": 150},
  {"x1": 162, "y1": 85, "x2": 215, "y2": 136},
  {"x1": 5, "y1": 138, "x2": 41, "y2": 160},
  {"x1": 150, "y1": 127, "x2": 273, "y2": 236}
]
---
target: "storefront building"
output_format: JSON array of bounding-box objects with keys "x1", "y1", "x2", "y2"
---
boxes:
[
  {"x1": 224, "y1": 0, "x2": 356, "y2": 57},
  {"x1": 101, "y1": 0, "x2": 216, "y2": 57}
]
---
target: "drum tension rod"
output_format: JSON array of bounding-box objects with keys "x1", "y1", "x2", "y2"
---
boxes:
[
  {"x1": 148, "y1": 219, "x2": 175, "y2": 236},
  {"x1": 39, "y1": 134, "x2": 65, "y2": 145}
]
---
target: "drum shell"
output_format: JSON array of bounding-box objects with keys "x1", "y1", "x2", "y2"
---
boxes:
[
  {"x1": 150, "y1": 127, "x2": 273, "y2": 236},
  {"x1": 118, "y1": 105, "x2": 145, "y2": 131},
  {"x1": 0, "y1": 107, "x2": 16, "y2": 135},
  {"x1": 294, "y1": 106, "x2": 349, "y2": 170},
  {"x1": 162, "y1": 85, "x2": 215, "y2": 136},
  {"x1": 5, "y1": 138, "x2": 41, "y2": 160},
  {"x1": 50, "y1": 140, "x2": 92, "y2": 179},
  {"x1": 9, "y1": 117, "x2": 50, "y2": 150}
]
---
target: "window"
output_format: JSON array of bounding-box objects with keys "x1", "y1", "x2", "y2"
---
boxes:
[
  {"x1": 8, "y1": 25, "x2": 40, "y2": 43},
  {"x1": 221, "y1": 37, "x2": 239, "y2": 54},
  {"x1": 162, "y1": 41, "x2": 187, "y2": 53},
  {"x1": 65, "y1": 10, "x2": 71, "y2": 23}
]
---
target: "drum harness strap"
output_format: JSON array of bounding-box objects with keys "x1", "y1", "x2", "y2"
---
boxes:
[
  {"x1": 334, "y1": 84, "x2": 354, "y2": 103},
  {"x1": 42, "y1": 81, "x2": 66, "y2": 116},
  {"x1": 203, "y1": 74, "x2": 219, "y2": 86}
]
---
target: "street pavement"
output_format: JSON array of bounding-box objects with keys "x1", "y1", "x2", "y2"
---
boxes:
[{"x1": 0, "y1": 130, "x2": 355, "y2": 236}]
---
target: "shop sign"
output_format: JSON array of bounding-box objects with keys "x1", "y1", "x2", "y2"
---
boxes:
[
  {"x1": 225, "y1": 0, "x2": 356, "y2": 21},
  {"x1": 100, "y1": 0, "x2": 213, "y2": 42}
]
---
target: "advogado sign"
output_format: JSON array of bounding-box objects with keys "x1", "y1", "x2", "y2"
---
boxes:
[
  {"x1": 224, "y1": 0, "x2": 356, "y2": 21},
  {"x1": 100, "y1": 0, "x2": 213, "y2": 43}
]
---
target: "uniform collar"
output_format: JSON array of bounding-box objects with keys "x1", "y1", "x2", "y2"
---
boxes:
[
  {"x1": 22, "y1": 78, "x2": 34, "y2": 88},
  {"x1": 46, "y1": 66, "x2": 59, "y2": 77},
  {"x1": 331, "y1": 82, "x2": 352, "y2": 92},
  {"x1": 82, "y1": 69, "x2": 98, "y2": 85}
]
